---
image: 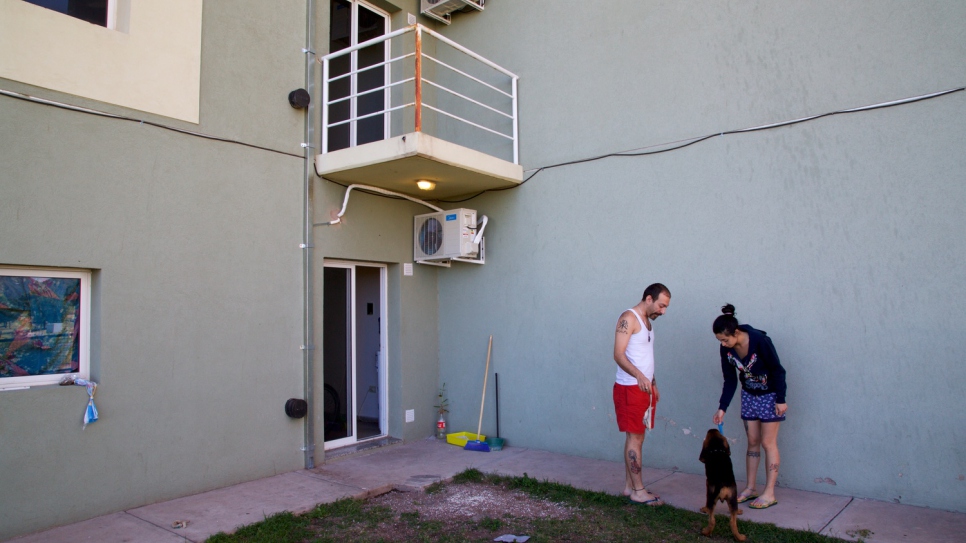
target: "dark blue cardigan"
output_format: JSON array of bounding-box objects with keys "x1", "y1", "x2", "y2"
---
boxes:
[{"x1": 718, "y1": 324, "x2": 787, "y2": 412}]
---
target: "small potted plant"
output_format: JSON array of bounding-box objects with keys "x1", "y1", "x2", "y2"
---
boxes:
[{"x1": 434, "y1": 384, "x2": 449, "y2": 439}]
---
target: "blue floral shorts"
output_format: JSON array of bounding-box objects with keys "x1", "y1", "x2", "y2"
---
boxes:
[{"x1": 740, "y1": 390, "x2": 785, "y2": 422}]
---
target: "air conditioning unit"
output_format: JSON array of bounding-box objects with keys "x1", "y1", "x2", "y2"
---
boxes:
[
  {"x1": 414, "y1": 208, "x2": 481, "y2": 262},
  {"x1": 420, "y1": 0, "x2": 484, "y2": 25}
]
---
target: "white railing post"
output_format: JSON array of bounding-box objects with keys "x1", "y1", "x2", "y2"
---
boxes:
[
  {"x1": 321, "y1": 58, "x2": 330, "y2": 154},
  {"x1": 349, "y1": 27, "x2": 358, "y2": 148},
  {"x1": 512, "y1": 76, "x2": 519, "y2": 165}
]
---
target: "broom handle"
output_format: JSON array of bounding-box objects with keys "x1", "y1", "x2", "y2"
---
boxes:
[
  {"x1": 476, "y1": 335, "x2": 492, "y2": 438},
  {"x1": 495, "y1": 373, "x2": 500, "y2": 438}
]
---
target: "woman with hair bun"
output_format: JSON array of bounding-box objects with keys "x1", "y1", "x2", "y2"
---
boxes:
[{"x1": 712, "y1": 304, "x2": 787, "y2": 510}]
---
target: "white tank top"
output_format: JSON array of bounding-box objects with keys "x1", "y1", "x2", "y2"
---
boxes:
[{"x1": 615, "y1": 308, "x2": 655, "y2": 385}]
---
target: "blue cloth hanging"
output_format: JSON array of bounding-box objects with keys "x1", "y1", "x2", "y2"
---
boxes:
[{"x1": 73, "y1": 378, "x2": 99, "y2": 428}]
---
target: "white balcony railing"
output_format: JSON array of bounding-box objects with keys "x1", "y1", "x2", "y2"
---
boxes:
[{"x1": 320, "y1": 24, "x2": 519, "y2": 165}]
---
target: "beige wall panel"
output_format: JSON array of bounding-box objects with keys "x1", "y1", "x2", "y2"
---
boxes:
[{"x1": 0, "y1": 0, "x2": 203, "y2": 122}]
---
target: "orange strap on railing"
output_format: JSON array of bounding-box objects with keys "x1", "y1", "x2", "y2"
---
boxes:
[{"x1": 414, "y1": 26, "x2": 422, "y2": 133}]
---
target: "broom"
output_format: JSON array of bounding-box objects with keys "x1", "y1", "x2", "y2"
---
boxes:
[{"x1": 464, "y1": 335, "x2": 493, "y2": 452}]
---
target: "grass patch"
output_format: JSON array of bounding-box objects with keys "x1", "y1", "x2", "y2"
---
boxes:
[
  {"x1": 206, "y1": 511, "x2": 311, "y2": 543},
  {"x1": 477, "y1": 516, "x2": 503, "y2": 530},
  {"x1": 451, "y1": 467, "x2": 485, "y2": 484},
  {"x1": 206, "y1": 469, "x2": 848, "y2": 543}
]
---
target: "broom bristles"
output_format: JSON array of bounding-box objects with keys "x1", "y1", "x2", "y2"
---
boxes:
[{"x1": 464, "y1": 440, "x2": 490, "y2": 452}]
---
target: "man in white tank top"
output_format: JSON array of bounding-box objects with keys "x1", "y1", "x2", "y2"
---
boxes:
[{"x1": 613, "y1": 283, "x2": 671, "y2": 505}]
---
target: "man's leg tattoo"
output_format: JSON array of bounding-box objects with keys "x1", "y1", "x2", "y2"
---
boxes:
[
  {"x1": 768, "y1": 463, "x2": 780, "y2": 473},
  {"x1": 747, "y1": 451, "x2": 760, "y2": 458},
  {"x1": 628, "y1": 450, "x2": 641, "y2": 474}
]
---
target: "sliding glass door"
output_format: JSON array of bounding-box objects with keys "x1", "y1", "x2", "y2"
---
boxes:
[{"x1": 322, "y1": 262, "x2": 387, "y2": 449}]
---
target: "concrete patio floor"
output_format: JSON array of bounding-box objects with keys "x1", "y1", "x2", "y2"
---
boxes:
[{"x1": 7, "y1": 438, "x2": 964, "y2": 543}]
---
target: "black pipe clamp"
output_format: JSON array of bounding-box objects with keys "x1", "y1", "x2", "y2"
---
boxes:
[
  {"x1": 285, "y1": 398, "x2": 308, "y2": 419},
  {"x1": 288, "y1": 89, "x2": 311, "y2": 109}
]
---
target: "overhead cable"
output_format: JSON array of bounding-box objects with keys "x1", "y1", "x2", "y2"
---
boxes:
[
  {"x1": 0, "y1": 88, "x2": 304, "y2": 159},
  {"x1": 436, "y1": 86, "x2": 965, "y2": 203}
]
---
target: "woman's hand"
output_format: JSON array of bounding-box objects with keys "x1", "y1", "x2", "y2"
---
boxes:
[
  {"x1": 713, "y1": 409, "x2": 725, "y2": 425},
  {"x1": 775, "y1": 403, "x2": 787, "y2": 417}
]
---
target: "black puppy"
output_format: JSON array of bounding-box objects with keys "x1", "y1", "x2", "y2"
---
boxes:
[{"x1": 699, "y1": 428, "x2": 746, "y2": 541}]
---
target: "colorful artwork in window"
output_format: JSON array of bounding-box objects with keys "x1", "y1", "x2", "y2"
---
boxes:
[{"x1": 0, "y1": 275, "x2": 81, "y2": 379}]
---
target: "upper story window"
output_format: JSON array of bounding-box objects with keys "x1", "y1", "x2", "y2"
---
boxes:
[
  {"x1": 0, "y1": 267, "x2": 91, "y2": 390},
  {"x1": 327, "y1": 0, "x2": 390, "y2": 152},
  {"x1": 22, "y1": 0, "x2": 110, "y2": 28}
]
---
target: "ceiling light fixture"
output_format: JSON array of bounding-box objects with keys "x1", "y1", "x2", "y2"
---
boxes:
[{"x1": 416, "y1": 180, "x2": 436, "y2": 191}]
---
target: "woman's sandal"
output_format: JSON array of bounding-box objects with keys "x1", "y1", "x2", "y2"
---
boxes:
[
  {"x1": 749, "y1": 498, "x2": 778, "y2": 509},
  {"x1": 736, "y1": 489, "x2": 759, "y2": 504}
]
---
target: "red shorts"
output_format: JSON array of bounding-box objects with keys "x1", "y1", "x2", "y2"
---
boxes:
[{"x1": 613, "y1": 383, "x2": 656, "y2": 434}]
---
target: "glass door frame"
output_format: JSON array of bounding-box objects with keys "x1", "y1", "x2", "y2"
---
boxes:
[{"x1": 322, "y1": 260, "x2": 388, "y2": 450}]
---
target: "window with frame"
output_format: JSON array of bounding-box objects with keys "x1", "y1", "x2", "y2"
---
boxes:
[
  {"x1": 327, "y1": 0, "x2": 390, "y2": 152},
  {"x1": 21, "y1": 0, "x2": 114, "y2": 28},
  {"x1": 0, "y1": 267, "x2": 91, "y2": 390}
]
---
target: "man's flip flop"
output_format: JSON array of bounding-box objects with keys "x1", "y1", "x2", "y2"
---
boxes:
[
  {"x1": 628, "y1": 496, "x2": 664, "y2": 506},
  {"x1": 736, "y1": 490, "x2": 759, "y2": 504},
  {"x1": 749, "y1": 499, "x2": 778, "y2": 509}
]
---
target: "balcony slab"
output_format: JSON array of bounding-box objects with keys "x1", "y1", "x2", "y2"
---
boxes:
[{"x1": 315, "y1": 132, "x2": 523, "y2": 199}]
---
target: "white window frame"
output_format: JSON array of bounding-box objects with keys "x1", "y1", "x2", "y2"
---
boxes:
[
  {"x1": 0, "y1": 267, "x2": 91, "y2": 390},
  {"x1": 328, "y1": 0, "x2": 391, "y2": 149},
  {"x1": 355, "y1": 0, "x2": 392, "y2": 145},
  {"x1": 106, "y1": 0, "x2": 120, "y2": 30}
]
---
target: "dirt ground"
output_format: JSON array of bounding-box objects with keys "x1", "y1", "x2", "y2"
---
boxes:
[
  {"x1": 371, "y1": 482, "x2": 574, "y2": 523},
  {"x1": 320, "y1": 481, "x2": 577, "y2": 541}
]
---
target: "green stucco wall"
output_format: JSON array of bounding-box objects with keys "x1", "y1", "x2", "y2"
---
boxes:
[
  {"x1": 4, "y1": 0, "x2": 963, "y2": 539},
  {"x1": 0, "y1": 3, "x2": 305, "y2": 538},
  {"x1": 309, "y1": 0, "x2": 443, "y2": 449},
  {"x1": 0, "y1": 92, "x2": 306, "y2": 537},
  {"x1": 311, "y1": 183, "x2": 442, "y2": 445},
  {"x1": 1, "y1": 0, "x2": 442, "y2": 539},
  {"x1": 435, "y1": 0, "x2": 966, "y2": 513}
]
